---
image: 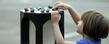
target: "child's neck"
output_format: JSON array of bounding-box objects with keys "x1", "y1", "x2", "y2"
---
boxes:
[{"x1": 82, "y1": 34, "x2": 95, "y2": 40}]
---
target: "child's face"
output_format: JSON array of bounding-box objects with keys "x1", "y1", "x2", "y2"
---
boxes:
[{"x1": 77, "y1": 20, "x2": 84, "y2": 34}]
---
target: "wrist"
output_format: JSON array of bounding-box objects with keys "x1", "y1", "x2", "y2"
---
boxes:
[
  {"x1": 67, "y1": 5, "x2": 72, "y2": 10},
  {"x1": 67, "y1": 6, "x2": 75, "y2": 13},
  {"x1": 52, "y1": 22, "x2": 59, "y2": 25}
]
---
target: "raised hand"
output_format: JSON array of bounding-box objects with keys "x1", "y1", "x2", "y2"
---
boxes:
[{"x1": 51, "y1": 11, "x2": 61, "y2": 24}]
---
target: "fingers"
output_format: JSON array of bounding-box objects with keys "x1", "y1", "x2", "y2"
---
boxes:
[
  {"x1": 51, "y1": 11, "x2": 59, "y2": 15},
  {"x1": 51, "y1": 11, "x2": 61, "y2": 18},
  {"x1": 53, "y1": 4, "x2": 61, "y2": 10},
  {"x1": 51, "y1": 11, "x2": 61, "y2": 22},
  {"x1": 53, "y1": 1, "x2": 63, "y2": 10},
  {"x1": 53, "y1": 4, "x2": 65, "y2": 10},
  {"x1": 53, "y1": 1, "x2": 67, "y2": 10},
  {"x1": 54, "y1": 1, "x2": 62, "y2": 6}
]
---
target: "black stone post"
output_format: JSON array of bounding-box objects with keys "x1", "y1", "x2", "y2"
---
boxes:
[{"x1": 20, "y1": 8, "x2": 64, "y2": 44}]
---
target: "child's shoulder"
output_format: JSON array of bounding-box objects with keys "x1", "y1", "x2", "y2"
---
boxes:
[
  {"x1": 76, "y1": 39, "x2": 89, "y2": 44},
  {"x1": 76, "y1": 39, "x2": 101, "y2": 44}
]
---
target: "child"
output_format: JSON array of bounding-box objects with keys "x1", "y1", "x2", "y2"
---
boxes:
[{"x1": 51, "y1": 2, "x2": 109, "y2": 44}]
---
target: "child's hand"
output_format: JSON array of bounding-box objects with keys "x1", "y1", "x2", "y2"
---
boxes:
[
  {"x1": 51, "y1": 11, "x2": 61, "y2": 24},
  {"x1": 53, "y1": 1, "x2": 72, "y2": 10}
]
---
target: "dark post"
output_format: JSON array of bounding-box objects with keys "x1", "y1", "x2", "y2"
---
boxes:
[{"x1": 20, "y1": 7, "x2": 64, "y2": 44}]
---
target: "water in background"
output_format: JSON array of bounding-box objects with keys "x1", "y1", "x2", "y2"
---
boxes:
[{"x1": 0, "y1": 0, "x2": 109, "y2": 44}]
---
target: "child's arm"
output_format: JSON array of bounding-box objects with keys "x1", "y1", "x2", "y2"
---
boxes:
[
  {"x1": 52, "y1": 22, "x2": 64, "y2": 44},
  {"x1": 68, "y1": 7, "x2": 81, "y2": 24},
  {"x1": 53, "y1": 2, "x2": 81, "y2": 24},
  {"x1": 51, "y1": 11, "x2": 76, "y2": 44},
  {"x1": 51, "y1": 11, "x2": 64, "y2": 44}
]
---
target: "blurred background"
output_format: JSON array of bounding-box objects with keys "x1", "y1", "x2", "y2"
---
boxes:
[{"x1": 0, "y1": 0, "x2": 109, "y2": 44}]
